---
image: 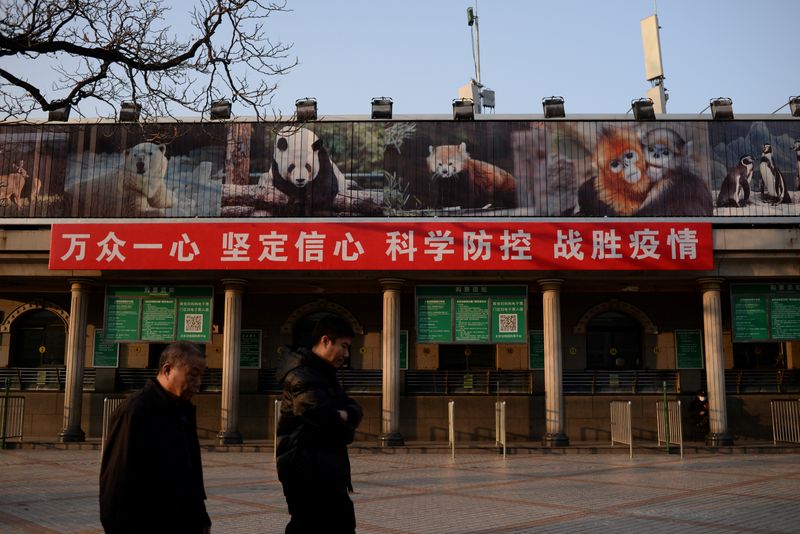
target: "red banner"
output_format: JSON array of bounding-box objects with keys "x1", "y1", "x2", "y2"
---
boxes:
[{"x1": 49, "y1": 221, "x2": 713, "y2": 271}]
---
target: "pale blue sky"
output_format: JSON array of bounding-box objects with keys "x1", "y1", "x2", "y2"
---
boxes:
[
  {"x1": 7, "y1": 0, "x2": 799, "y2": 118},
  {"x1": 265, "y1": 0, "x2": 798, "y2": 117}
]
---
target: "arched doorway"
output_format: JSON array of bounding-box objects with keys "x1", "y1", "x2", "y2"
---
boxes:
[
  {"x1": 586, "y1": 311, "x2": 642, "y2": 370},
  {"x1": 9, "y1": 309, "x2": 67, "y2": 367}
]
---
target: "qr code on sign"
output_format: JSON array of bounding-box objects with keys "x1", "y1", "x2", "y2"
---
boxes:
[
  {"x1": 498, "y1": 314, "x2": 518, "y2": 333},
  {"x1": 184, "y1": 314, "x2": 203, "y2": 333}
]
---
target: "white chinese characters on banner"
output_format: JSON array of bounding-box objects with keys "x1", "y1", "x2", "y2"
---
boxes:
[{"x1": 50, "y1": 222, "x2": 711, "y2": 271}]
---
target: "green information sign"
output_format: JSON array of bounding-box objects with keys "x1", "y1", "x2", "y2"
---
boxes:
[
  {"x1": 93, "y1": 329, "x2": 119, "y2": 368},
  {"x1": 240, "y1": 329, "x2": 262, "y2": 368},
  {"x1": 732, "y1": 294, "x2": 770, "y2": 341},
  {"x1": 491, "y1": 298, "x2": 526, "y2": 342},
  {"x1": 417, "y1": 297, "x2": 453, "y2": 342},
  {"x1": 770, "y1": 297, "x2": 800, "y2": 340},
  {"x1": 731, "y1": 283, "x2": 800, "y2": 342},
  {"x1": 675, "y1": 329, "x2": 703, "y2": 369},
  {"x1": 141, "y1": 299, "x2": 177, "y2": 340},
  {"x1": 176, "y1": 297, "x2": 213, "y2": 342},
  {"x1": 416, "y1": 286, "x2": 528, "y2": 345},
  {"x1": 454, "y1": 298, "x2": 489, "y2": 342},
  {"x1": 105, "y1": 297, "x2": 141, "y2": 341},
  {"x1": 400, "y1": 330, "x2": 408, "y2": 370},
  {"x1": 104, "y1": 286, "x2": 213, "y2": 342},
  {"x1": 528, "y1": 330, "x2": 544, "y2": 369}
]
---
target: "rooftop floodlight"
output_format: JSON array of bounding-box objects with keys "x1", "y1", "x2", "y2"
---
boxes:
[
  {"x1": 452, "y1": 98, "x2": 475, "y2": 120},
  {"x1": 118, "y1": 101, "x2": 141, "y2": 122},
  {"x1": 789, "y1": 96, "x2": 800, "y2": 117},
  {"x1": 210, "y1": 99, "x2": 232, "y2": 120},
  {"x1": 631, "y1": 98, "x2": 656, "y2": 120},
  {"x1": 295, "y1": 97, "x2": 318, "y2": 121},
  {"x1": 47, "y1": 103, "x2": 71, "y2": 122},
  {"x1": 542, "y1": 96, "x2": 565, "y2": 118},
  {"x1": 710, "y1": 97, "x2": 734, "y2": 120},
  {"x1": 371, "y1": 97, "x2": 393, "y2": 119}
]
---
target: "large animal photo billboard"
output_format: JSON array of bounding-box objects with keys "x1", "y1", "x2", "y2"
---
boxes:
[{"x1": 0, "y1": 119, "x2": 797, "y2": 219}]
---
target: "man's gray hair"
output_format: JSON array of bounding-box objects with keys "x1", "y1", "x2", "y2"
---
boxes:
[{"x1": 158, "y1": 341, "x2": 204, "y2": 374}]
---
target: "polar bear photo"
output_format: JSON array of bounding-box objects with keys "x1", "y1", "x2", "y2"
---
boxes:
[{"x1": 66, "y1": 141, "x2": 174, "y2": 217}]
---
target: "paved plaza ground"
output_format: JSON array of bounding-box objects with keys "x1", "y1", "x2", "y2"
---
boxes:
[{"x1": 1, "y1": 447, "x2": 799, "y2": 533}]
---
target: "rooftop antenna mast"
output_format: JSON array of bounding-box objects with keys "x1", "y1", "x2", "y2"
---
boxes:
[
  {"x1": 468, "y1": 1, "x2": 481, "y2": 84},
  {"x1": 460, "y1": 2, "x2": 495, "y2": 114},
  {"x1": 640, "y1": 3, "x2": 667, "y2": 113}
]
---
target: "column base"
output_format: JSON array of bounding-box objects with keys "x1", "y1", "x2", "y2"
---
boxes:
[
  {"x1": 543, "y1": 432, "x2": 569, "y2": 447},
  {"x1": 706, "y1": 432, "x2": 734, "y2": 447},
  {"x1": 58, "y1": 428, "x2": 86, "y2": 443},
  {"x1": 217, "y1": 431, "x2": 243, "y2": 445},
  {"x1": 378, "y1": 432, "x2": 405, "y2": 447}
]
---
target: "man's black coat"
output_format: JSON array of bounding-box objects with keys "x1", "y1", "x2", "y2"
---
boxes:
[{"x1": 99, "y1": 379, "x2": 211, "y2": 533}]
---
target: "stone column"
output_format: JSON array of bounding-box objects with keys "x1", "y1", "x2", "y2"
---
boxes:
[
  {"x1": 59, "y1": 279, "x2": 91, "y2": 442},
  {"x1": 698, "y1": 277, "x2": 733, "y2": 446},
  {"x1": 218, "y1": 279, "x2": 246, "y2": 445},
  {"x1": 379, "y1": 278, "x2": 404, "y2": 446},
  {"x1": 539, "y1": 278, "x2": 569, "y2": 446}
]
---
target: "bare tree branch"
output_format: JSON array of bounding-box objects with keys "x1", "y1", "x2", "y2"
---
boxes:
[{"x1": 0, "y1": 0, "x2": 297, "y2": 121}]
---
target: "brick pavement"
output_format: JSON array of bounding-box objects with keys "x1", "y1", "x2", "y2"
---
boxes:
[{"x1": 1, "y1": 448, "x2": 799, "y2": 533}]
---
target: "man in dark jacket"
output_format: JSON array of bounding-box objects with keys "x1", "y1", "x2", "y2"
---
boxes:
[
  {"x1": 276, "y1": 315, "x2": 363, "y2": 534},
  {"x1": 99, "y1": 341, "x2": 211, "y2": 534}
]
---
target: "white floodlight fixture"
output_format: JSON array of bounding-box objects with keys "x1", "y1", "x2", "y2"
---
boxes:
[
  {"x1": 118, "y1": 102, "x2": 141, "y2": 122},
  {"x1": 452, "y1": 98, "x2": 475, "y2": 120},
  {"x1": 371, "y1": 97, "x2": 393, "y2": 119},
  {"x1": 295, "y1": 98, "x2": 318, "y2": 121},
  {"x1": 710, "y1": 97, "x2": 734, "y2": 120},
  {"x1": 210, "y1": 100, "x2": 232, "y2": 120},
  {"x1": 631, "y1": 98, "x2": 656, "y2": 120},
  {"x1": 542, "y1": 96, "x2": 565, "y2": 118}
]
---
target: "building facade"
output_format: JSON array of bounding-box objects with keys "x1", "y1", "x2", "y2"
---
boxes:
[{"x1": 0, "y1": 116, "x2": 798, "y2": 445}]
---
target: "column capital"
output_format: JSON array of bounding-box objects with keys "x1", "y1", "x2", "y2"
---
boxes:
[
  {"x1": 538, "y1": 278, "x2": 564, "y2": 292},
  {"x1": 697, "y1": 277, "x2": 725, "y2": 292},
  {"x1": 379, "y1": 278, "x2": 405, "y2": 291},
  {"x1": 221, "y1": 278, "x2": 248, "y2": 291},
  {"x1": 67, "y1": 278, "x2": 94, "y2": 290}
]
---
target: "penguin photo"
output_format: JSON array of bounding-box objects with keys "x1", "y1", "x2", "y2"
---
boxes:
[
  {"x1": 759, "y1": 143, "x2": 791, "y2": 204},
  {"x1": 716, "y1": 155, "x2": 754, "y2": 208}
]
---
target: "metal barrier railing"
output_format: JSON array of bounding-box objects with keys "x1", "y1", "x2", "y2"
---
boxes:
[
  {"x1": 405, "y1": 370, "x2": 533, "y2": 395},
  {"x1": 1, "y1": 393, "x2": 24, "y2": 447},
  {"x1": 101, "y1": 396, "x2": 127, "y2": 456},
  {"x1": 771, "y1": 400, "x2": 800, "y2": 445},
  {"x1": 610, "y1": 400, "x2": 633, "y2": 459},
  {"x1": 656, "y1": 400, "x2": 683, "y2": 458},
  {"x1": 495, "y1": 401, "x2": 507, "y2": 458},
  {"x1": 564, "y1": 371, "x2": 679, "y2": 394},
  {"x1": 726, "y1": 370, "x2": 800, "y2": 394},
  {"x1": 448, "y1": 400, "x2": 455, "y2": 459}
]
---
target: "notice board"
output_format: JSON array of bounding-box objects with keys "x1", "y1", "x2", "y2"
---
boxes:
[
  {"x1": 104, "y1": 286, "x2": 213, "y2": 342},
  {"x1": 416, "y1": 286, "x2": 527, "y2": 344},
  {"x1": 731, "y1": 283, "x2": 800, "y2": 342}
]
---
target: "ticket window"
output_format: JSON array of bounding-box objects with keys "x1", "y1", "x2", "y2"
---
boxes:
[
  {"x1": 438, "y1": 344, "x2": 494, "y2": 370},
  {"x1": 586, "y1": 312, "x2": 643, "y2": 370},
  {"x1": 733, "y1": 342, "x2": 786, "y2": 369},
  {"x1": 9, "y1": 310, "x2": 66, "y2": 367}
]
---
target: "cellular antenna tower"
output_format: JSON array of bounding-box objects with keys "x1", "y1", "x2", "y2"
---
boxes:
[
  {"x1": 458, "y1": 1, "x2": 495, "y2": 115},
  {"x1": 641, "y1": 7, "x2": 667, "y2": 114}
]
